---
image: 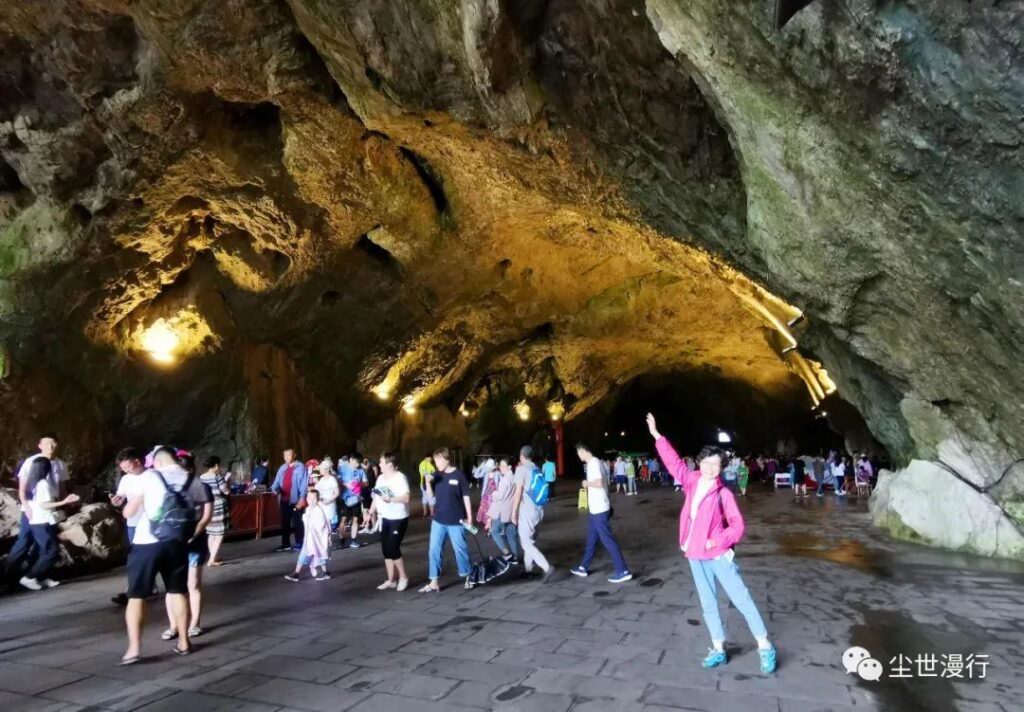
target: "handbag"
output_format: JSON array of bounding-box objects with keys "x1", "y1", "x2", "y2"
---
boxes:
[{"x1": 577, "y1": 487, "x2": 589, "y2": 509}]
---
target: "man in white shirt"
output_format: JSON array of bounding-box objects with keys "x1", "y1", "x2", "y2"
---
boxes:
[
  {"x1": 120, "y1": 446, "x2": 209, "y2": 664},
  {"x1": 109, "y1": 448, "x2": 151, "y2": 605},
  {"x1": 571, "y1": 443, "x2": 632, "y2": 583},
  {"x1": 5, "y1": 434, "x2": 68, "y2": 584}
]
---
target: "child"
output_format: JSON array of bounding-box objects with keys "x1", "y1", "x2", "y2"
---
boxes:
[
  {"x1": 284, "y1": 489, "x2": 331, "y2": 582},
  {"x1": 646, "y1": 413, "x2": 777, "y2": 674}
]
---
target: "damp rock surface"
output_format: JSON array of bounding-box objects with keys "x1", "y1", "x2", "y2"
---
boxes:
[{"x1": 0, "y1": 1, "x2": 1021, "y2": 546}]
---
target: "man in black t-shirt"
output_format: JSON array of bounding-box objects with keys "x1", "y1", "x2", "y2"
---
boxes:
[{"x1": 419, "y1": 447, "x2": 473, "y2": 593}]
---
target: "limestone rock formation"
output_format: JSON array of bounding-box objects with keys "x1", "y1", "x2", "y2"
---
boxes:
[
  {"x1": 1, "y1": 2, "x2": 1021, "y2": 553},
  {"x1": 871, "y1": 462, "x2": 1024, "y2": 560}
]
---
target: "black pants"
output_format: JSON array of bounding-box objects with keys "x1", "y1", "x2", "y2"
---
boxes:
[
  {"x1": 280, "y1": 500, "x2": 303, "y2": 548},
  {"x1": 380, "y1": 518, "x2": 409, "y2": 560},
  {"x1": 26, "y1": 524, "x2": 59, "y2": 580}
]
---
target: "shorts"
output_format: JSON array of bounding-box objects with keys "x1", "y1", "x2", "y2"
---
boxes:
[
  {"x1": 127, "y1": 540, "x2": 188, "y2": 598},
  {"x1": 188, "y1": 533, "x2": 209, "y2": 568},
  {"x1": 615, "y1": 475, "x2": 626, "y2": 485},
  {"x1": 339, "y1": 501, "x2": 362, "y2": 519},
  {"x1": 793, "y1": 471, "x2": 806, "y2": 486},
  {"x1": 421, "y1": 488, "x2": 436, "y2": 506}
]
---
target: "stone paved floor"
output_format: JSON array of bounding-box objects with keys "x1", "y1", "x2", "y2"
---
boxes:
[{"x1": 2, "y1": 483, "x2": 1022, "y2": 712}]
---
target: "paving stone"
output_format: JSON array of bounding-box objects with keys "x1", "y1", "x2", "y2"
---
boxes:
[
  {"x1": 644, "y1": 684, "x2": 782, "y2": 711},
  {"x1": 398, "y1": 639, "x2": 501, "y2": 662},
  {"x1": 0, "y1": 690, "x2": 85, "y2": 712},
  {"x1": 556, "y1": 637, "x2": 663, "y2": 664},
  {"x1": 133, "y1": 690, "x2": 282, "y2": 712},
  {"x1": 346, "y1": 692, "x2": 483, "y2": 712},
  {"x1": 336, "y1": 666, "x2": 457, "y2": 699},
  {"x1": 491, "y1": 647, "x2": 606, "y2": 675},
  {"x1": 0, "y1": 661, "x2": 90, "y2": 695},
  {"x1": 519, "y1": 668, "x2": 647, "y2": 701},
  {"x1": 238, "y1": 677, "x2": 368, "y2": 711},
  {"x1": 239, "y1": 654, "x2": 354, "y2": 683},
  {"x1": 39, "y1": 677, "x2": 179, "y2": 710},
  {"x1": 4, "y1": 490, "x2": 1024, "y2": 712},
  {"x1": 415, "y1": 656, "x2": 533, "y2": 685}
]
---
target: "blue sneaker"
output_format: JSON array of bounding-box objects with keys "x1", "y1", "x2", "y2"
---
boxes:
[
  {"x1": 759, "y1": 645, "x2": 777, "y2": 674},
  {"x1": 607, "y1": 571, "x2": 633, "y2": 583},
  {"x1": 569, "y1": 566, "x2": 589, "y2": 577},
  {"x1": 702, "y1": 648, "x2": 728, "y2": 668}
]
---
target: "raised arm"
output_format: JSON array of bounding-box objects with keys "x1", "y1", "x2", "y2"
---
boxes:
[{"x1": 647, "y1": 413, "x2": 694, "y2": 486}]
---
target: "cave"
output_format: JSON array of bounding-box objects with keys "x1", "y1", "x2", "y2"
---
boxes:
[
  {"x1": 0, "y1": 0, "x2": 1021, "y2": 562},
  {"x1": 2, "y1": 0, "x2": 1024, "y2": 704}
]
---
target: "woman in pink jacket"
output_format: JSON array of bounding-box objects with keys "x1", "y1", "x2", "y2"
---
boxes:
[{"x1": 646, "y1": 413, "x2": 777, "y2": 674}]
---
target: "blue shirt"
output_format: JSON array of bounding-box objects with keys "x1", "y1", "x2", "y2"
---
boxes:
[
  {"x1": 251, "y1": 464, "x2": 268, "y2": 485},
  {"x1": 542, "y1": 461, "x2": 556, "y2": 482}
]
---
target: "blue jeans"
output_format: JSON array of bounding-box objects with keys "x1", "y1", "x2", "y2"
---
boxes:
[
  {"x1": 5, "y1": 514, "x2": 36, "y2": 575},
  {"x1": 428, "y1": 521, "x2": 471, "y2": 580},
  {"x1": 580, "y1": 511, "x2": 628, "y2": 575},
  {"x1": 27, "y1": 524, "x2": 59, "y2": 580},
  {"x1": 688, "y1": 556, "x2": 767, "y2": 645},
  {"x1": 490, "y1": 521, "x2": 519, "y2": 559}
]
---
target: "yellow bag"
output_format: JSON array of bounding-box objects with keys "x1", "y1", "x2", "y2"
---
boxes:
[{"x1": 577, "y1": 487, "x2": 588, "y2": 509}]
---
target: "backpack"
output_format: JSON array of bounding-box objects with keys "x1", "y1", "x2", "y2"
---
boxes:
[
  {"x1": 526, "y1": 466, "x2": 549, "y2": 507},
  {"x1": 150, "y1": 471, "x2": 198, "y2": 542}
]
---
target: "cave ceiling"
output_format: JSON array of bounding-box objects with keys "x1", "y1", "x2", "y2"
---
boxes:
[{"x1": 1, "y1": 0, "x2": 1021, "y2": 488}]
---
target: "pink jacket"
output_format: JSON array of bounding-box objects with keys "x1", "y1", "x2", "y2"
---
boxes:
[{"x1": 655, "y1": 436, "x2": 746, "y2": 560}]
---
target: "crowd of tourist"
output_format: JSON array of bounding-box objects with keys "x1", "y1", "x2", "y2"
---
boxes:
[{"x1": 4, "y1": 424, "x2": 899, "y2": 676}]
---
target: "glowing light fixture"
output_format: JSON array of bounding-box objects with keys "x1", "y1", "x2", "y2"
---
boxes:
[
  {"x1": 547, "y1": 401, "x2": 565, "y2": 421},
  {"x1": 401, "y1": 396, "x2": 417, "y2": 415},
  {"x1": 619, "y1": 431, "x2": 626, "y2": 437},
  {"x1": 514, "y1": 400, "x2": 531, "y2": 422},
  {"x1": 140, "y1": 319, "x2": 179, "y2": 364},
  {"x1": 135, "y1": 306, "x2": 216, "y2": 366},
  {"x1": 717, "y1": 431, "x2": 732, "y2": 444},
  {"x1": 459, "y1": 403, "x2": 470, "y2": 417},
  {"x1": 373, "y1": 384, "x2": 391, "y2": 401}
]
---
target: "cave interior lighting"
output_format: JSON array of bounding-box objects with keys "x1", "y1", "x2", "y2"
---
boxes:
[{"x1": 514, "y1": 400, "x2": 531, "y2": 421}]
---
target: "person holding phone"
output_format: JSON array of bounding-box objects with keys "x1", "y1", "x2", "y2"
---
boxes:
[
  {"x1": 419, "y1": 447, "x2": 472, "y2": 593},
  {"x1": 19, "y1": 457, "x2": 79, "y2": 591},
  {"x1": 367, "y1": 451, "x2": 411, "y2": 591}
]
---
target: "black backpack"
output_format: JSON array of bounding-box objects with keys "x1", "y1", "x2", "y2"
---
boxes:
[{"x1": 150, "y1": 471, "x2": 198, "y2": 542}]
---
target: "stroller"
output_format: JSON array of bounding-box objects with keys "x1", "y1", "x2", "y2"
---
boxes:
[{"x1": 463, "y1": 526, "x2": 511, "y2": 589}]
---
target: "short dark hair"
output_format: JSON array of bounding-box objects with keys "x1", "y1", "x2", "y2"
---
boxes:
[
  {"x1": 350, "y1": 452, "x2": 362, "y2": 461},
  {"x1": 203, "y1": 455, "x2": 221, "y2": 469},
  {"x1": 697, "y1": 445, "x2": 726, "y2": 463},
  {"x1": 433, "y1": 446, "x2": 451, "y2": 461},
  {"x1": 380, "y1": 451, "x2": 399, "y2": 468},
  {"x1": 575, "y1": 442, "x2": 592, "y2": 455},
  {"x1": 116, "y1": 447, "x2": 142, "y2": 464},
  {"x1": 40, "y1": 433, "x2": 58, "y2": 442},
  {"x1": 520, "y1": 445, "x2": 533, "y2": 459}
]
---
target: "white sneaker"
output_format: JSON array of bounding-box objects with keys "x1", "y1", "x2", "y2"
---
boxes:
[
  {"x1": 41, "y1": 579, "x2": 60, "y2": 589},
  {"x1": 19, "y1": 577, "x2": 42, "y2": 591}
]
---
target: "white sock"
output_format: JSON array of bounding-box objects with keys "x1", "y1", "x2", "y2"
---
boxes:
[
  {"x1": 756, "y1": 637, "x2": 771, "y2": 650},
  {"x1": 712, "y1": 640, "x2": 725, "y2": 652}
]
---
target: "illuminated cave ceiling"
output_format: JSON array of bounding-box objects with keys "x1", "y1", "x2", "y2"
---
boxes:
[{"x1": 0, "y1": 1, "x2": 1021, "y2": 499}]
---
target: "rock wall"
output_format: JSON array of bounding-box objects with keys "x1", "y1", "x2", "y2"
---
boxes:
[
  {"x1": 1, "y1": 1, "x2": 1022, "y2": 555},
  {"x1": 871, "y1": 462, "x2": 1024, "y2": 560}
]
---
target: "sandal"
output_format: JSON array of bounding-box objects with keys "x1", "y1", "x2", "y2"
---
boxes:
[
  {"x1": 418, "y1": 583, "x2": 440, "y2": 594},
  {"x1": 160, "y1": 628, "x2": 177, "y2": 641},
  {"x1": 188, "y1": 627, "x2": 203, "y2": 638},
  {"x1": 118, "y1": 655, "x2": 141, "y2": 666},
  {"x1": 173, "y1": 646, "x2": 191, "y2": 656},
  {"x1": 377, "y1": 580, "x2": 397, "y2": 590},
  {"x1": 396, "y1": 578, "x2": 409, "y2": 592}
]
